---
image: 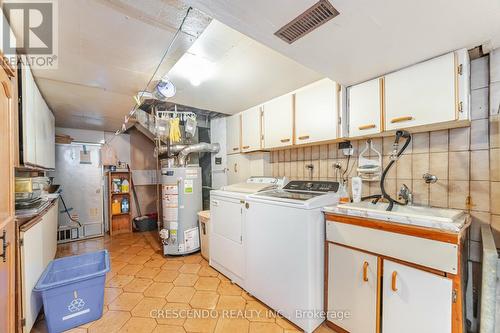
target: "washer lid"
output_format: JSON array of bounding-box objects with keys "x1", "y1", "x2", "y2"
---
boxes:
[{"x1": 221, "y1": 182, "x2": 277, "y2": 194}]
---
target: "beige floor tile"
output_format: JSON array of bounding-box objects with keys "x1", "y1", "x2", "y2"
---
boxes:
[
  {"x1": 162, "y1": 261, "x2": 184, "y2": 271},
  {"x1": 195, "y1": 277, "x2": 220, "y2": 291},
  {"x1": 198, "y1": 266, "x2": 219, "y2": 277},
  {"x1": 106, "y1": 274, "x2": 134, "y2": 288},
  {"x1": 144, "y1": 282, "x2": 174, "y2": 298},
  {"x1": 248, "y1": 322, "x2": 283, "y2": 333},
  {"x1": 174, "y1": 273, "x2": 199, "y2": 286},
  {"x1": 276, "y1": 316, "x2": 301, "y2": 331},
  {"x1": 136, "y1": 267, "x2": 162, "y2": 279},
  {"x1": 214, "y1": 318, "x2": 250, "y2": 333},
  {"x1": 153, "y1": 325, "x2": 186, "y2": 333},
  {"x1": 154, "y1": 269, "x2": 179, "y2": 282},
  {"x1": 118, "y1": 264, "x2": 143, "y2": 276},
  {"x1": 108, "y1": 292, "x2": 144, "y2": 311},
  {"x1": 88, "y1": 310, "x2": 130, "y2": 333},
  {"x1": 216, "y1": 282, "x2": 241, "y2": 295},
  {"x1": 245, "y1": 301, "x2": 276, "y2": 323},
  {"x1": 183, "y1": 255, "x2": 203, "y2": 264},
  {"x1": 190, "y1": 291, "x2": 220, "y2": 309},
  {"x1": 132, "y1": 297, "x2": 167, "y2": 317},
  {"x1": 183, "y1": 314, "x2": 218, "y2": 333},
  {"x1": 156, "y1": 302, "x2": 191, "y2": 326},
  {"x1": 123, "y1": 277, "x2": 153, "y2": 293},
  {"x1": 120, "y1": 317, "x2": 157, "y2": 333},
  {"x1": 144, "y1": 258, "x2": 167, "y2": 268},
  {"x1": 179, "y1": 263, "x2": 202, "y2": 274},
  {"x1": 217, "y1": 274, "x2": 230, "y2": 282},
  {"x1": 103, "y1": 287, "x2": 123, "y2": 305},
  {"x1": 167, "y1": 286, "x2": 196, "y2": 303},
  {"x1": 135, "y1": 255, "x2": 154, "y2": 265},
  {"x1": 216, "y1": 295, "x2": 246, "y2": 311}
]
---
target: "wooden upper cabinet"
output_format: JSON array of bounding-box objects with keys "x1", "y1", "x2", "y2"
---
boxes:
[
  {"x1": 294, "y1": 78, "x2": 338, "y2": 145},
  {"x1": 226, "y1": 114, "x2": 241, "y2": 155},
  {"x1": 263, "y1": 94, "x2": 293, "y2": 149},
  {"x1": 384, "y1": 51, "x2": 459, "y2": 131},
  {"x1": 241, "y1": 106, "x2": 262, "y2": 152},
  {"x1": 348, "y1": 77, "x2": 384, "y2": 138}
]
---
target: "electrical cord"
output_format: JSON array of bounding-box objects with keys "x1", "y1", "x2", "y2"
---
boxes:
[{"x1": 59, "y1": 195, "x2": 82, "y2": 227}]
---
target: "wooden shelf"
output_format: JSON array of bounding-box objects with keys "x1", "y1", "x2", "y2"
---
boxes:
[
  {"x1": 107, "y1": 171, "x2": 132, "y2": 236},
  {"x1": 112, "y1": 212, "x2": 130, "y2": 217}
]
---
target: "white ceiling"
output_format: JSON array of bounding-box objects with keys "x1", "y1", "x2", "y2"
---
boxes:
[
  {"x1": 166, "y1": 20, "x2": 321, "y2": 114},
  {"x1": 187, "y1": 0, "x2": 500, "y2": 86},
  {"x1": 32, "y1": 0, "x2": 211, "y2": 131}
]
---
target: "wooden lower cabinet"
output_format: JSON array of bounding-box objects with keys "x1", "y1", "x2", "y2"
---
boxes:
[
  {"x1": 327, "y1": 243, "x2": 378, "y2": 332},
  {"x1": 382, "y1": 260, "x2": 452, "y2": 333}
]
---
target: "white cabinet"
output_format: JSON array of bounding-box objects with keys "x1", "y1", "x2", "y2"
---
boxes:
[
  {"x1": 382, "y1": 260, "x2": 452, "y2": 333},
  {"x1": 384, "y1": 52, "x2": 459, "y2": 130},
  {"x1": 295, "y1": 78, "x2": 338, "y2": 144},
  {"x1": 263, "y1": 94, "x2": 293, "y2": 149},
  {"x1": 327, "y1": 243, "x2": 378, "y2": 332},
  {"x1": 241, "y1": 106, "x2": 262, "y2": 152},
  {"x1": 348, "y1": 78, "x2": 383, "y2": 137},
  {"x1": 21, "y1": 59, "x2": 55, "y2": 169},
  {"x1": 21, "y1": 67, "x2": 37, "y2": 166},
  {"x1": 226, "y1": 114, "x2": 241, "y2": 154},
  {"x1": 226, "y1": 154, "x2": 250, "y2": 185}
]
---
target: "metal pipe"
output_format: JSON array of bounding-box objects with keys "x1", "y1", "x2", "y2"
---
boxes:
[
  {"x1": 154, "y1": 144, "x2": 188, "y2": 157},
  {"x1": 178, "y1": 143, "x2": 220, "y2": 166}
]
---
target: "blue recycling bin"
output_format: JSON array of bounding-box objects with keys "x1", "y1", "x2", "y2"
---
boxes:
[{"x1": 34, "y1": 250, "x2": 110, "y2": 333}]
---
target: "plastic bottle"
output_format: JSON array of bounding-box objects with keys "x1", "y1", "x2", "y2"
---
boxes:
[
  {"x1": 338, "y1": 182, "x2": 351, "y2": 204},
  {"x1": 121, "y1": 197, "x2": 129, "y2": 213},
  {"x1": 112, "y1": 199, "x2": 121, "y2": 215},
  {"x1": 351, "y1": 177, "x2": 362, "y2": 203},
  {"x1": 121, "y1": 179, "x2": 129, "y2": 193}
]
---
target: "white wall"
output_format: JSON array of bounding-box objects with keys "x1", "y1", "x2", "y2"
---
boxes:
[
  {"x1": 56, "y1": 127, "x2": 131, "y2": 165},
  {"x1": 210, "y1": 117, "x2": 227, "y2": 189}
]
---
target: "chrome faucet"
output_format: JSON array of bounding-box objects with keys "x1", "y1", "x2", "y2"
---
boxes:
[
  {"x1": 398, "y1": 184, "x2": 413, "y2": 205},
  {"x1": 422, "y1": 173, "x2": 438, "y2": 184}
]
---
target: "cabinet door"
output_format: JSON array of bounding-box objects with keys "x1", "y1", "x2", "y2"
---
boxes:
[
  {"x1": 0, "y1": 68, "x2": 15, "y2": 333},
  {"x1": 385, "y1": 52, "x2": 457, "y2": 130},
  {"x1": 263, "y1": 94, "x2": 293, "y2": 149},
  {"x1": 383, "y1": 260, "x2": 452, "y2": 333},
  {"x1": 241, "y1": 106, "x2": 261, "y2": 152},
  {"x1": 328, "y1": 243, "x2": 378, "y2": 332},
  {"x1": 295, "y1": 78, "x2": 338, "y2": 144},
  {"x1": 226, "y1": 154, "x2": 249, "y2": 185},
  {"x1": 226, "y1": 114, "x2": 241, "y2": 154},
  {"x1": 349, "y1": 78, "x2": 383, "y2": 137},
  {"x1": 46, "y1": 108, "x2": 55, "y2": 169},
  {"x1": 21, "y1": 66, "x2": 36, "y2": 165}
]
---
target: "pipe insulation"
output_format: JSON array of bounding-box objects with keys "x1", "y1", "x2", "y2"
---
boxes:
[
  {"x1": 178, "y1": 143, "x2": 220, "y2": 165},
  {"x1": 154, "y1": 144, "x2": 188, "y2": 157}
]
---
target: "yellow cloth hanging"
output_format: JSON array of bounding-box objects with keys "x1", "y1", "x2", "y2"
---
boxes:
[{"x1": 169, "y1": 117, "x2": 181, "y2": 143}]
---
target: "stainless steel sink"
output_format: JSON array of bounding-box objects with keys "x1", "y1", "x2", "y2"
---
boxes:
[{"x1": 331, "y1": 201, "x2": 467, "y2": 232}]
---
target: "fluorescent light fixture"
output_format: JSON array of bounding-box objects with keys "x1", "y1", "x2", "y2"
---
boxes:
[{"x1": 170, "y1": 52, "x2": 215, "y2": 86}]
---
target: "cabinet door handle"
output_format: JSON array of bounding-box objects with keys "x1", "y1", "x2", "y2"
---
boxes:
[
  {"x1": 0, "y1": 230, "x2": 6, "y2": 262},
  {"x1": 211, "y1": 200, "x2": 219, "y2": 206},
  {"x1": 298, "y1": 135, "x2": 310, "y2": 140},
  {"x1": 280, "y1": 138, "x2": 290, "y2": 143},
  {"x1": 391, "y1": 271, "x2": 398, "y2": 291},
  {"x1": 242, "y1": 145, "x2": 250, "y2": 149},
  {"x1": 234, "y1": 163, "x2": 238, "y2": 173},
  {"x1": 363, "y1": 261, "x2": 369, "y2": 282},
  {"x1": 232, "y1": 147, "x2": 239, "y2": 151},
  {"x1": 390, "y1": 116, "x2": 413, "y2": 124},
  {"x1": 358, "y1": 124, "x2": 376, "y2": 130}
]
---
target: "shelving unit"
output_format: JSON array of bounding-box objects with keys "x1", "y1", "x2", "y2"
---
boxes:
[{"x1": 107, "y1": 171, "x2": 132, "y2": 235}]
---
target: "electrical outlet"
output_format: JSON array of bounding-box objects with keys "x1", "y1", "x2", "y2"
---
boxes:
[{"x1": 338, "y1": 141, "x2": 353, "y2": 156}]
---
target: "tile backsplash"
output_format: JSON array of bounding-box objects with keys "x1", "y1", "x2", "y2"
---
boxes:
[{"x1": 269, "y1": 53, "x2": 500, "y2": 253}]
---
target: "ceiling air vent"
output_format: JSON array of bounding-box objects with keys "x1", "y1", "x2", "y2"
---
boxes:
[{"x1": 274, "y1": 0, "x2": 339, "y2": 44}]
